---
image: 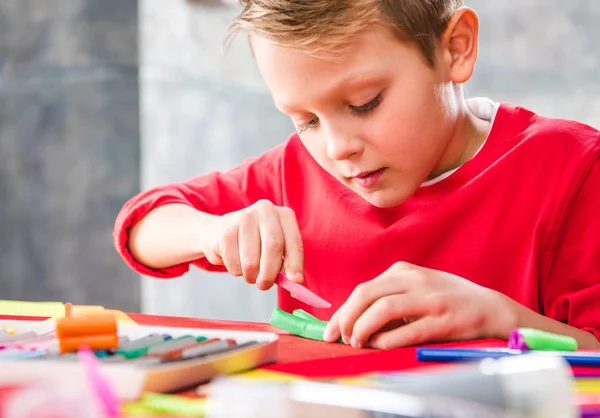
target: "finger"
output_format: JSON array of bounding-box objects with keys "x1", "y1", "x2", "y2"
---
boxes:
[
  {"x1": 256, "y1": 204, "x2": 285, "y2": 290},
  {"x1": 350, "y1": 294, "x2": 427, "y2": 348},
  {"x1": 323, "y1": 310, "x2": 342, "y2": 343},
  {"x1": 206, "y1": 220, "x2": 239, "y2": 266},
  {"x1": 278, "y1": 207, "x2": 304, "y2": 283},
  {"x1": 369, "y1": 316, "x2": 443, "y2": 350},
  {"x1": 337, "y1": 273, "x2": 411, "y2": 345},
  {"x1": 238, "y1": 211, "x2": 261, "y2": 284},
  {"x1": 220, "y1": 220, "x2": 242, "y2": 276}
]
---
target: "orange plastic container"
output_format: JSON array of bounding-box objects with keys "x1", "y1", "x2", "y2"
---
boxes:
[
  {"x1": 56, "y1": 315, "x2": 117, "y2": 338},
  {"x1": 58, "y1": 333, "x2": 119, "y2": 354}
]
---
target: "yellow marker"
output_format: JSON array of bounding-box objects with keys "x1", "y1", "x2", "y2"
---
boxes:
[{"x1": 1, "y1": 328, "x2": 16, "y2": 335}]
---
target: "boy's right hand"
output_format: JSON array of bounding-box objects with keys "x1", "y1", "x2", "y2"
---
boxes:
[{"x1": 199, "y1": 200, "x2": 304, "y2": 290}]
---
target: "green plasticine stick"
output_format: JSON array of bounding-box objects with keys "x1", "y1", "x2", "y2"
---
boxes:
[
  {"x1": 270, "y1": 308, "x2": 342, "y2": 342},
  {"x1": 292, "y1": 309, "x2": 326, "y2": 324}
]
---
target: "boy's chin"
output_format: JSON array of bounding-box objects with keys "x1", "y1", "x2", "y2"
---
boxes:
[{"x1": 357, "y1": 188, "x2": 413, "y2": 209}]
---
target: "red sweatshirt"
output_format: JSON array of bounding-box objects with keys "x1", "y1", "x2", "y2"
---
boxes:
[{"x1": 114, "y1": 103, "x2": 600, "y2": 339}]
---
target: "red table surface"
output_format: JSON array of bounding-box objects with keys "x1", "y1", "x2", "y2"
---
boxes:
[{"x1": 2, "y1": 313, "x2": 598, "y2": 378}]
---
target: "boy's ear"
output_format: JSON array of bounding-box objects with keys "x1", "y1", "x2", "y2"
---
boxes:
[{"x1": 441, "y1": 7, "x2": 479, "y2": 84}]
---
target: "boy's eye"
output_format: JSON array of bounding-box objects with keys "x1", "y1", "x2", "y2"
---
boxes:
[
  {"x1": 296, "y1": 117, "x2": 319, "y2": 134},
  {"x1": 295, "y1": 93, "x2": 382, "y2": 134},
  {"x1": 350, "y1": 93, "x2": 383, "y2": 114}
]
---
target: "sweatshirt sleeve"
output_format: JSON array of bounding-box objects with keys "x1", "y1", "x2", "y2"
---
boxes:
[
  {"x1": 113, "y1": 142, "x2": 287, "y2": 279},
  {"x1": 542, "y1": 149, "x2": 600, "y2": 342}
]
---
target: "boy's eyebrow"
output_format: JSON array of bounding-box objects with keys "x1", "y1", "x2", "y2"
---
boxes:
[
  {"x1": 275, "y1": 70, "x2": 385, "y2": 113},
  {"x1": 333, "y1": 70, "x2": 385, "y2": 90}
]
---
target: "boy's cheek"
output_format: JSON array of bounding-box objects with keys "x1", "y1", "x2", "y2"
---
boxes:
[{"x1": 300, "y1": 140, "x2": 333, "y2": 169}]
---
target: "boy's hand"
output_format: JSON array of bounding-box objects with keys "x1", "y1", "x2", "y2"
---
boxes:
[
  {"x1": 323, "y1": 262, "x2": 516, "y2": 349},
  {"x1": 200, "y1": 200, "x2": 304, "y2": 290}
]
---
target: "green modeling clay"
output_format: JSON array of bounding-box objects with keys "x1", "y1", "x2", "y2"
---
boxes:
[
  {"x1": 292, "y1": 309, "x2": 326, "y2": 324},
  {"x1": 269, "y1": 308, "x2": 341, "y2": 342}
]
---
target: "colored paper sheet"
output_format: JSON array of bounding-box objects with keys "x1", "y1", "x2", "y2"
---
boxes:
[
  {"x1": 0, "y1": 301, "x2": 65, "y2": 317},
  {"x1": 47, "y1": 304, "x2": 138, "y2": 325},
  {"x1": 237, "y1": 369, "x2": 305, "y2": 382},
  {"x1": 124, "y1": 393, "x2": 205, "y2": 417},
  {"x1": 0, "y1": 300, "x2": 138, "y2": 326},
  {"x1": 69, "y1": 306, "x2": 139, "y2": 326}
]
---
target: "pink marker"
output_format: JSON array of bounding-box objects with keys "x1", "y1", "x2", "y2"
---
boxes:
[
  {"x1": 78, "y1": 345, "x2": 120, "y2": 418},
  {"x1": 275, "y1": 271, "x2": 331, "y2": 309}
]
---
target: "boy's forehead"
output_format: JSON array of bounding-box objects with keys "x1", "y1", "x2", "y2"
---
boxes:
[
  {"x1": 251, "y1": 27, "x2": 414, "y2": 108},
  {"x1": 275, "y1": 71, "x2": 386, "y2": 112}
]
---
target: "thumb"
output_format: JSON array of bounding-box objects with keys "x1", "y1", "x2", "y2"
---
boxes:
[
  {"x1": 203, "y1": 243, "x2": 224, "y2": 266},
  {"x1": 201, "y1": 214, "x2": 231, "y2": 266},
  {"x1": 279, "y1": 210, "x2": 304, "y2": 283},
  {"x1": 282, "y1": 261, "x2": 304, "y2": 283}
]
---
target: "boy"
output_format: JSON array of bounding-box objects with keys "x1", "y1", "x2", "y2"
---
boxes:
[{"x1": 114, "y1": 0, "x2": 600, "y2": 349}]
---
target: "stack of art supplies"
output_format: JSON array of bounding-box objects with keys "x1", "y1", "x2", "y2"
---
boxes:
[{"x1": 0, "y1": 313, "x2": 279, "y2": 401}]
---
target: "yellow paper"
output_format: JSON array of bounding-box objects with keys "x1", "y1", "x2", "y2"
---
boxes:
[
  {"x1": 0, "y1": 300, "x2": 65, "y2": 317},
  {"x1": 0, "y1": 300, "x2": 138, "y2": 326},
  {"x1": 46, "y1": 306, "x2": 139, "y2": 326},
  {"x1": 237, "y1": 369, "x2": 304, "y2": 382},
  {"x1": 104, "y1": 309, "x2": 139, "y2": 326}
]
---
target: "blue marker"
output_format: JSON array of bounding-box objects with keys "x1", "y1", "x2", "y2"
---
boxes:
[{"x1": 417, "y1": 347, "x2": 600, "y2": 367}]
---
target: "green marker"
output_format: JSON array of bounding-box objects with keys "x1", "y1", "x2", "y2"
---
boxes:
[
  {"x1": 117, "y1": 335, "x2": 201, "y2": 359},
  {"x1": 508, "y1": 328, "x2": 578, "y2": 351}
]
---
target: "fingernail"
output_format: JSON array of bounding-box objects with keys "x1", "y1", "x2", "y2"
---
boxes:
[
  {"x1": 350, "y1": 337, "x2": 361, "y2": 349},
  {"x1": 323, "y1": 328, "x2": 333, "y2": 342},
  {"x1": 342, "y1": 336, "x2": 350, "y2": 345}
]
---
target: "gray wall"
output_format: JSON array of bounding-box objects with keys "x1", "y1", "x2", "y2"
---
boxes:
[
  {"x1": 0, "y1": 0, "x2": 140, "y2": 310},
  {"x1": 140, "y1": 0, "x2": 600, "y2": 322},
  {"x1": 139, "y1": 0, "x2": 292, "y2": 320},
  {"x1": 467, "y1": 0, "x2": 600, "y2": 128}
]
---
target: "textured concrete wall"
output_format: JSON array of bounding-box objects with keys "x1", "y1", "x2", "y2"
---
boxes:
[
  {"x1": 139, "y1": 0, "x2": 293, "y2": 320},
  {"x1": 466, "y1": 0, "x2": 600, "y2": 129},
  {"x1": 0, "y1": 0, "x2": 140, "y2": 310},
  {"x1": 142, "y1": 0, "x2": 599, "y2": 322}
]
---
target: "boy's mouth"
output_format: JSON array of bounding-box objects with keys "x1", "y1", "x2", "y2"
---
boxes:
[{"x1": 351, "y1": 168, "x2": 387, "y2": 189}]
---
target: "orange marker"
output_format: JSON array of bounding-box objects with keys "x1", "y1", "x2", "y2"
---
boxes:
[
  {"x1": 64, "y1": 302, "x2": 73, "y2": 318},
  {"x1": 56, "y1": 315, "x2": 117, "y2": 338},
  {"x1": 59, "y1": 334, "x2": 119, "y2": 354}
]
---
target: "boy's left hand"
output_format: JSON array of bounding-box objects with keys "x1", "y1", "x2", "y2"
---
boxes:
[{"x1": 323, "y1": 262, "x2": 516, "y2": 349}]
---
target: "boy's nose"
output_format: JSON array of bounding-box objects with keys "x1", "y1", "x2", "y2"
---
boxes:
[{"x1": 325, "y1": 131, "x2": 364, "y2": 161}]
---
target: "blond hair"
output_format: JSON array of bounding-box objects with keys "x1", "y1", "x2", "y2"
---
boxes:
[{"x1": 227, "y1": 0, "x2": 464, "y2": 66}]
